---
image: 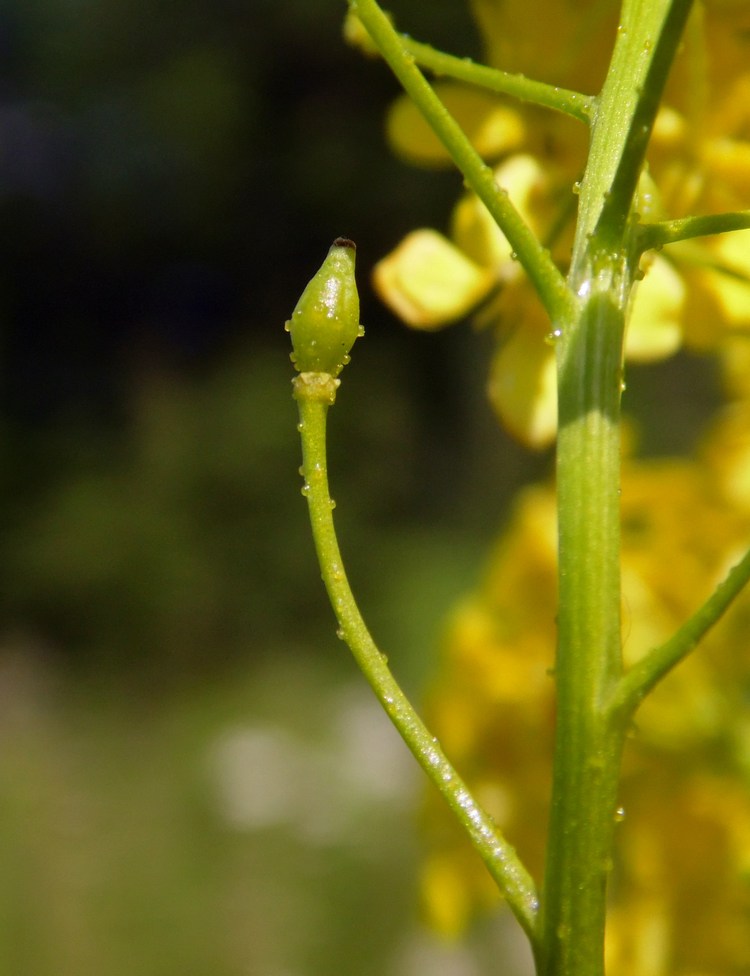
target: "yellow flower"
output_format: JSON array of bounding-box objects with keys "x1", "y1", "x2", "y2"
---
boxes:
[
  {"x1": 468, "y1": 0, "x2": 618, "y2": 93},
  {"x1": 372, "y1": 229, "x2": 496, "y2": 328},
  {"x1": 373, "y1": 2, "x2": 750, "y2": 445},
  {"x1": 375, "y1": 153, "x2": 574, "y2": 446},
  {"x1": 625, "y1": 253, "x2": 685, "y2": 361},
  {"x1": 644, "y1": 26, "x2": 750, "y2": 351},
  {"x1": 385, "y1": 86, "x2": 529, "y2": 168},
  {"x1": 486, "y1": 292, "x2": 559, "y2": 445}
]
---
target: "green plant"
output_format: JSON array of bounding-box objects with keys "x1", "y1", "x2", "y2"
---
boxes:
[{"x1": 287, "y1": 2, "x2": 750, "y2": 974}]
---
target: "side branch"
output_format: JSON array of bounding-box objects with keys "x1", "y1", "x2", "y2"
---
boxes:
[
  {"x1": 402, "y1": 37, "x2": 593, "y2": 124},
  {"x1": 610, "y1": 543, "x2": 750, "y2": 719},
  {"x1": 637, "y1": 211, "x2": 750, "y2": 252},
  {"x1": 293, "y1": 375, "x2": 540, "y2": 944}
]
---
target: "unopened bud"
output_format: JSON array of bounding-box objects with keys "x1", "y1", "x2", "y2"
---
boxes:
[{"x1": 287, "y1": 238, "x2": 362, "y2": 377}]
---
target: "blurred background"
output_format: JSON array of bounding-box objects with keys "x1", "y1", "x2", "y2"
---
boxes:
[{"x1": 0, "y1": 1, "x2": 721, "y2": 973}]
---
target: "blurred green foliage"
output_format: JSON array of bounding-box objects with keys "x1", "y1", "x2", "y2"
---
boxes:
[{"x1": 0, "y1": 0, "x2": 485, "y2": 677}]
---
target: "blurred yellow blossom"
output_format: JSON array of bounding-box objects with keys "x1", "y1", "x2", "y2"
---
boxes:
[
  {"x1": 386, "y1": 86, "x2": 529, "y2": 167},
  {"x1": 625, "y1": 254, "x2": 685, "y2": 361},
  {"x1": 468, "y1": 0, "x2": 617, "y2": 92},
  {"x1": 372, "y1": 229, "x2": 496, "y2": 328},
  {"x1": 420, "y1": 410, "x2": 750, "y2": 972},
  {"x1": 376, "y1": 153, "x2": 574, "y2": 444},
  {"x1": 373, "y1": 0, "x2": 750, "y2": 445},
  {"x1": 646, "y1": 9, "x2": 750, "y2": 350}
]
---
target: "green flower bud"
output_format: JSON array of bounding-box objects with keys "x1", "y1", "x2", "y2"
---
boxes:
[{"x1": 287, "y1": 238, "x2": 363, "y2": 377}]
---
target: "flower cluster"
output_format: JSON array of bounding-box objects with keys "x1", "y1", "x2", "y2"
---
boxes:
[
  {"x1": 372, "y1": 0, "x2": 750, "y2": 446},
  {"x1": 421, "y1": 414, "x2": 750, "y2": 972}
]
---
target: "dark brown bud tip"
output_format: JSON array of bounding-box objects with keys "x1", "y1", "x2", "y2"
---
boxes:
[{"x1": 332, "y1": 237, "x2": 356, "y2": 250}]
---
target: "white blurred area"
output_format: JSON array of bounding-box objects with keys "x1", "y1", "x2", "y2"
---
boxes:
[
  {"x1": 0, "y1": 643, "x2": 534, "y2": 976},
  {"x1": 206, "y1": 663, "x2": 535, "y2": 976},
  {"x1": 207, "y1": 683, "x2": 416, "y2": 843}
]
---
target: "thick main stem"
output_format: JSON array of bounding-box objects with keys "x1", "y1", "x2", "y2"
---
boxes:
[
  {"x1": 539, "y1": 273, "x2": 627, "y2": 976},
  {"x1": 538, "y1": 5, "x2": 694, "y2": 972}
]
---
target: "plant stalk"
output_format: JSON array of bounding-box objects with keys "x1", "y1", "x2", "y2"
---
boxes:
[
  {"x1": 541, "y1": 4, "x2": 694, "y2": 973},
  {"x1": 540, "y1": 273, "x2": 627, "y2": 976}
]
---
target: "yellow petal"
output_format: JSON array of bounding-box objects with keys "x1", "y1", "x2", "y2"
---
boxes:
[
  {"x1": 704, "y1": 229, "x2": 750, "y2": 324},
  {"x1": 704, "y1": 138, "x2": 750, "y2": 200},
  {"x1": 487, "y1": 314, "x2": 557, "y2": 447},
  {"x1": 651, "y1": 105, "x2": 688, "y2": 150},
  {"x1": 470, "y1": 0, "x2": 616, "y2": 91},
  {"x1": 420, "y1": 854, "x2": 473, "y2": 939},
  {"x1": 452, "y1": 191, "x2": 514, "y2": 270},
  {"x1": 718, "y1": 336, "x2": 750, "y2": 400},
  {"x1": 386, "y1": 86, "x2": 526, "y2": 167},
  {"x1": 373, "y1": 229, "x2": 495, "y2": 329},
  {"x1": 626, "y1": 255, "x2": 685, "y2": 361},
  {"x1": 452, "y1": 154, "x2": 548, "y2": 268}
]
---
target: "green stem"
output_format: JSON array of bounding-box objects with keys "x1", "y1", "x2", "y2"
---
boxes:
[
  {"x1": 638, "y1": 210, "x2": 750, "y2": 251},
  {"x1": 572, "y1": 0, "x2": 694, "y2": 260},
  {"x1": 542, "y1": 4, "x2": 695, "y2": 974},
  {"x1": 541, "y1": 271, "x2": 627, "y2": 976},
  {"x1": 292, "y1": 371, "x2": 540, "y2": 944},
  {"x1": 349, "y1": 0, "x2": 573, "y2": 324},
  {"x1": 611, "y1": 544, "x2": 750, "y2": 718},
  {"x1": 402, "y1": 36, "x2": 593, "y2": 123}
]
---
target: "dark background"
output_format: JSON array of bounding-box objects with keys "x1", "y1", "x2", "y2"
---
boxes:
[{"x1": 0, "y1": 0, "x2": 523, "y2": 685}]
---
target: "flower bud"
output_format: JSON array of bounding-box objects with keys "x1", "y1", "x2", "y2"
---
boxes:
[{"x1": 287, "y1": 238, "x2": 363, "y2": 377}]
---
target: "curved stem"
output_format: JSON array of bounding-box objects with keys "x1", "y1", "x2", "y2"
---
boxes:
[
  {"x1": 402, "y1": 36, "x2": 593, "y2": 124},
  {"x1": 293, "y1": 371, "x2": 541, "y2": 945},
  {"x1": 349, "y1": 0, "x2": 573, "y2": 325}
]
